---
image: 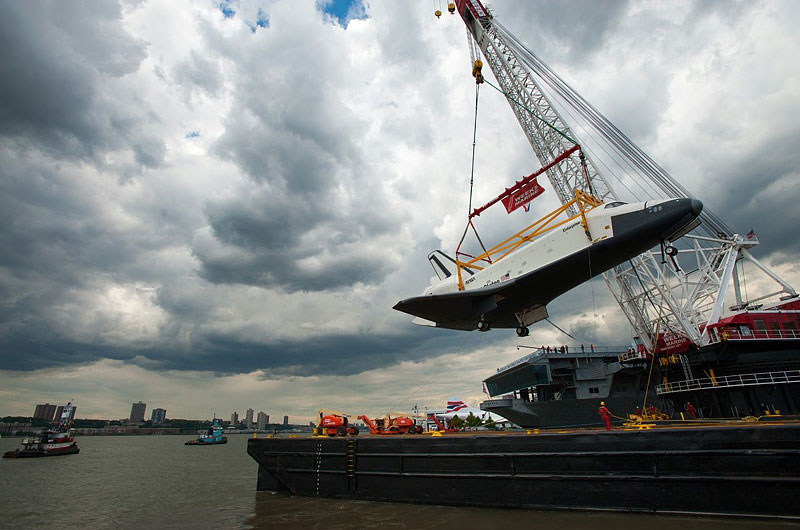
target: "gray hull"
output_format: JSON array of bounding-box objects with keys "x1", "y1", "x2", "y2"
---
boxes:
[{"x1": 481, "y1": 390, "x2": 662, "y2": 429}]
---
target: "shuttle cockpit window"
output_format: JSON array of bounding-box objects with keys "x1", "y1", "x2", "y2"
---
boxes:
[{"x1": 604, "y1": 201, "x2": 627, "y2": 209}]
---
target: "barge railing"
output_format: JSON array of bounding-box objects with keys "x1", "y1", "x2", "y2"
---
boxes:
[
  {"x1": 709, "y1": 328, "x2": 800, "y2": 342},
  {"x1": 496, "y1": 346, "x2": 628, "y2": 373},
  {"x1": 656, "y1": 369, "x2": 800, "y2": 395}
]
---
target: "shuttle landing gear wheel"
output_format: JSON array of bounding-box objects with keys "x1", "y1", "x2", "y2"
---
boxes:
[
  {"x1": 516, "y1": 326, "x2": 529, "y2": 337},
  {"x1": 477, "y1": 320, "x2": 490, "y2": 332}
]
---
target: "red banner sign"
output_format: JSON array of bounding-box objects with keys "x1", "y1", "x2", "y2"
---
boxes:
[{"x1": 501, "y1": 179, "x2": 544, "y2": 213}]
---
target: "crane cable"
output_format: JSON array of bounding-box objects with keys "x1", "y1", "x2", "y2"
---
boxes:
[
  {"x1": 467, "y1": 82, "x2": 480, "y2": 215},
  {"x1": 457, "y1": 80, "x2": 491, "y2": 260},
  {"x1": 493, "y1": 20, "x2": 733, "y2": 238},
  {"x1": 545, "y1": 318, "x2": 578, "y2": 341},
  {"x1": 640, "y1": 305, "x2": 664, "y2": 416},
  {"x1": 465, "y1": 29, "x2": 481, "y2": 216},
  {"x1": 466, "y1": 26, "x2": 479, "y2": 66},
  {"x1": 482, "y1": 78, "x2": 577, "y2": 146}
]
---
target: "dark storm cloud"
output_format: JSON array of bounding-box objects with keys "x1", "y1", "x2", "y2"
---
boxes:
[
  {"x1": 491, "y1": 0, "x2": 630, "y2": 62},
  {"x1": 194, "y1": 189, "x2": 396, "y2": 291},
  {"x1": 0, "y1": 159, "x2": 175, "y2": 372},
  {"x1": 0, "y1": 304, "x2": 486, "y2": 376},
  {"x1": 0, "y1": 0, "x2": 410, "y2": 375},
  {"x1": 133, "y1": 137, "x2": 167, "y2": 169},
  {"x1": 172, "y1": 328, "x2": 468, "y2": 376},
  {"x1": 191, "y1": 10, "x2": 403, "y2": 292},
  {"x1": 1, "y1": 225, "x2": 470, "y2": 375},
  {"x1": 0, "y1": 150, "x2": 190, "y2": 284},
  {"x1": 701, "y1": 129, "x2": 800, "y2": 261},
  {"x1": 0, "y1": 161, "x2": 107, "y2": 285},
  {"x1": 0, "y1": 1, "x2": 157, "y2": 169},
  {"x1": 171, "y1": 50, "x2": 224, "y2": 103},
  {"x1": 688, "y1": 0, "x2": 751, "y2": 20}
]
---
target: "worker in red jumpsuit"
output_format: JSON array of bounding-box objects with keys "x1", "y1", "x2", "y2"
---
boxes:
[
  {"x1": 598, "y1": 401, "x2": 612, "y2": 431},
  {"x1": 684, "y1": 402, "x2": 697, "y2": 419}
]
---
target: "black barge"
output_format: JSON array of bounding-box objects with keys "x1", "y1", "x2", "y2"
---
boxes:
[{"x1": 248, "y1": 422, "x2": 800, "y2": 519}]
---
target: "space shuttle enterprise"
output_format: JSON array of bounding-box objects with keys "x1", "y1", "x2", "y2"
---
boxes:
[{"x1": 394, "y1": 197, "x2": 702, "y2": 336}]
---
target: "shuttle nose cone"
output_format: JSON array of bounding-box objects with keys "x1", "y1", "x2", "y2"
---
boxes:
[{"x1": 690, "y1": 199, "x2": 703, "y2": 216}]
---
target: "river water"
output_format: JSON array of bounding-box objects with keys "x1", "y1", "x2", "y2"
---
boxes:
[{"x1": 0, "y1": 434, "x2": 795, "y2": 529}]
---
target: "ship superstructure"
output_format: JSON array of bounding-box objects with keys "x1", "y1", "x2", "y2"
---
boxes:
[{"x1": 481, "y1": 299, "x2": 800, "y2": 427}]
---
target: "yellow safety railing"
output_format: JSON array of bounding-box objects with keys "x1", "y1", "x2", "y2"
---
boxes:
[{"x1": 455, "y1": 189, "x2": 602, "y2": 291}]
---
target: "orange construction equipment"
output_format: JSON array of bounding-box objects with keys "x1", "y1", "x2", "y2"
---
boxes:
[
  {"x1": 315, "y1": 410, "x2": 359, "y2": 437},
  {"x1": 427, "y1": 413, "x2": 457, "y2": 433},
  {"x1": 358, "y1": 413, "x2": 423, "y2": 435}
]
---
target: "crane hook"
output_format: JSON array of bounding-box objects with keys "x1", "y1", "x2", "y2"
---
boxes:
[{"x1": 472, "y1": 59, "x2": 484, "y2": 84}]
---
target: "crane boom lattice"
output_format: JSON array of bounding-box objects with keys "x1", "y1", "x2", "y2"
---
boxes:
[{"x1": 451, "y1": 0, "x2": 797, "y2": 349}]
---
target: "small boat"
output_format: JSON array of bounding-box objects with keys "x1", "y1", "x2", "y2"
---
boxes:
[
  {"x1": 185, "y1": 418, "x2": 227, "y2": 445},
  {"x1": 3, "y1": 403, "x2": 79, "y2": 458}
]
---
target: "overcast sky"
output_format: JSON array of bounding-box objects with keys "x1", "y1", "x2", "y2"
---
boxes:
[{"x1": 1, "y1": 0, "x2": 798, "y2": 421}]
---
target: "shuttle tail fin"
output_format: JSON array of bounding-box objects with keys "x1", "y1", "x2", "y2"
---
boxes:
[{"x1": 428, "y1": 251, "x2": 472, "y2": 281}]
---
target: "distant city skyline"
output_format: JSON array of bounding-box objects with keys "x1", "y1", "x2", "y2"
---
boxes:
[
  {"x1": 229, "y1": 408, "x2": 294, "y2": 427},
  {"x1": 32, "y1": 402, "x2": 77, "y2": 423},
  {"x1": 10, "y1": 400, "x2": 306, "y2": 427},
  {"x1": 130, "y1": 401, "x2": 146, "y2": 423},
  {"x1": 151, "y1": 408, "x2": 167, "y2": 424},
  {"x1": 33, "y1": 403, "x2": 57, "y2": 421}
]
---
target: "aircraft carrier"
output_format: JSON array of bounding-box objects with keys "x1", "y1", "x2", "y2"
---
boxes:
[{"x1": 480, "y1": 298, "x2": 800, "y2": 428}]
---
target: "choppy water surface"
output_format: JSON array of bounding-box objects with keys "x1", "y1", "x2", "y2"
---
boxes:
[{"x1": 0, "y1": 435, "x2": 794, "y2": 529}]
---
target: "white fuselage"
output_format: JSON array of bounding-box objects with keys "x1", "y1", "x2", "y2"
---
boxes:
[{"x1": 423, "y1": 199, "x2": 665, "y2": 297}]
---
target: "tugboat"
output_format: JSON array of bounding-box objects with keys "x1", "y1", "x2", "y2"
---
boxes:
[
  {"x1": 185, "y1": 418, "x2": 227, "y2": 445},
  {"x1": 3, "y1": 403, "x2": 79, "y2": 458}
]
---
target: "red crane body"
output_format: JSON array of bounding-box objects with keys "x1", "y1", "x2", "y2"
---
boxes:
[
  {"x1": 358, "y1": 415, "x2": 423, "y2": 435},
  {"x1": 316, "y1": 412, "x2": 359, "y2": 437}
]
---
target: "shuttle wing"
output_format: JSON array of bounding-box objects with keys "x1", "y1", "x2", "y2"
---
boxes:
[
  {"x1": 393, "y1": 283, "x2": 504, "y2": 330},
  {"x1": 393, "y1": 276, "x2": 546, "y2": 330}
]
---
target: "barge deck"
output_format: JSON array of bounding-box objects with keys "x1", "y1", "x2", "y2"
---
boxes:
[{"x1": 248, "y1": 421, "x2": 800, "y2": 519}]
